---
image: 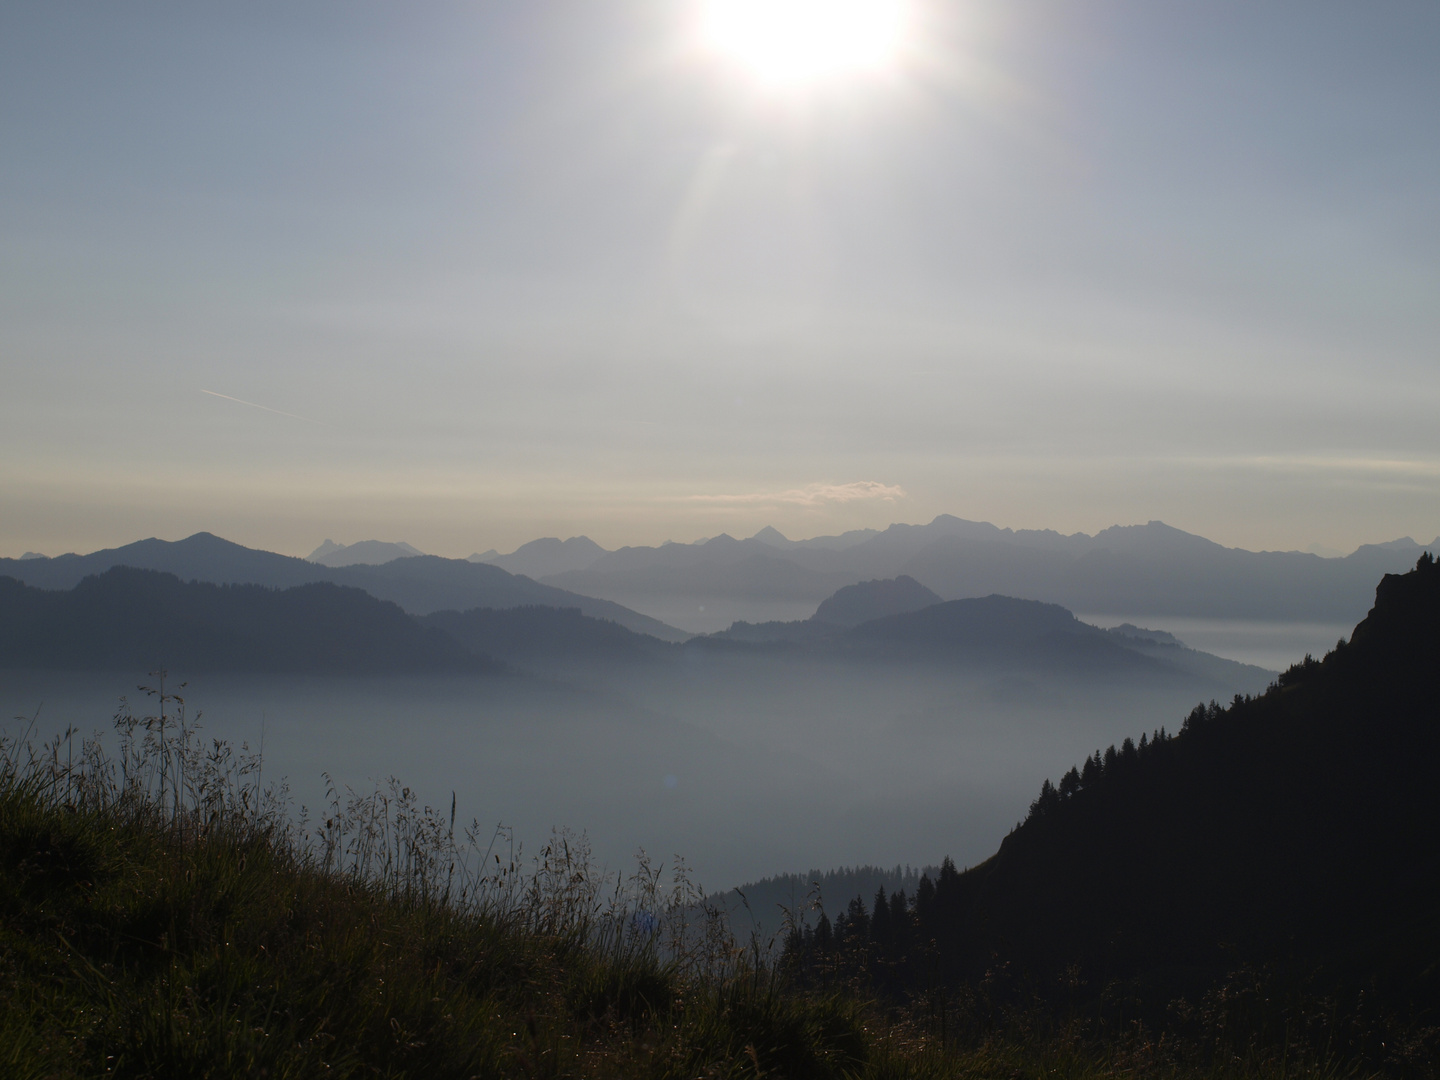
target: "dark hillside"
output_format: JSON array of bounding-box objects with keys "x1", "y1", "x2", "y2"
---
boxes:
[
  {"x1": 419, "y1": 605, "x2": 673, "y2": 669},
  {"x1": 836, "y1": 595, "x2": 1164, "y2": 674},
  {"x1": 0, "y1": 568, "x2": 493, "y2": 674},
  {"x1": 704, "y1": 585, "x2": 1271, "y2": 691},
  {"x1": 793, "y1": 556, "x2": 1440, "y2": 1011},
  {"x1": 966, "y1": 554, "x2": 1440, "y2": 989}
]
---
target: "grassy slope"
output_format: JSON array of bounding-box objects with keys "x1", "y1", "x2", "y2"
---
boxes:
[
  {"x1": 0, "y1": 757, "x2": 882, "y2": 1078},
  {"x1": 2, "y1": 731, "x2": 1393, "y2": 1080}
]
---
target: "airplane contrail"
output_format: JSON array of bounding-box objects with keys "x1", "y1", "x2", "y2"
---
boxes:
[{"x1": 199, "y1": 389, "x2": 324, "y2": 425}]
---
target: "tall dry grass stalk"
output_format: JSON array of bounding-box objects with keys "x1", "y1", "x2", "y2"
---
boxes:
[{"x1": 4, "y1": 680, "x2": 746, "y2": 982}]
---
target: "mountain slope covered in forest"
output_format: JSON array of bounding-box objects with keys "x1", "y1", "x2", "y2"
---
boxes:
[{"x1": 792, "y1": 555, "x2": 1440, "y2": 1009}]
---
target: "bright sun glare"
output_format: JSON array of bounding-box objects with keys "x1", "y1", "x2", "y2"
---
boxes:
[{"x1": 701, "y1": 0, "x2": 908, "y2": 88}]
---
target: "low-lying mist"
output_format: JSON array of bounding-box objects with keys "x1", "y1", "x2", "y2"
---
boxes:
[{"x1": 1, "y1": 633, "x2": 1274, "y2": 895}]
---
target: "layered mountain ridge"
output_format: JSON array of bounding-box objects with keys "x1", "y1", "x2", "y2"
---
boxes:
[
  {"x1": 0, "y1": 533, "x2": 686, "y2": 642},
  {"x1": 540, "y1": 517, "x2": 1440, "y2": 629},
  {"x1": 0, "y1": 566, "x2": 1270, "y2": 696}
]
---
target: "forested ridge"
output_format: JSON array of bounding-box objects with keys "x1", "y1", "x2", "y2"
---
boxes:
[{"x1": 787, "y1": 555, "x2": 1440, "y2": 1020}]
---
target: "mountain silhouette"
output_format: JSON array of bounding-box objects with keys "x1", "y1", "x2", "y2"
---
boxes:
[
  {"x1": 322, "y1": 557, "x2": 685, "y2": 640},
  {"x1": 811, "y1": 575, "x2": 942, "y2": 627},
  {"x1": 0, "y1": 533, "x2": 324, "y2": 591},
  {"x1": 546, "y1": 533, "x2": 854, "y2": 604},
  {"x1": 539, "y1": 516, "x2": 1439, "y2": 628},
  {"x1": 307, "y1": 539, "x2": 425, "y2": 566},
  {"x1": 0, "y1": 568, "x2": 494, "y2": 674},
  {"x1": 833, "y1": 595, "x2": 1179, "y2": 675},
  {"x1": 745, "y1": 525, "x2": 882, "y2": 552},
  {"x1": 0, "y1": 533, "x2": 686, "y2": 641},
  {"x1": 702, "y1": 582, "x2": 1271, "y2": 691},
  {"x1": 479, "y1": 536, "x2": 608, "y2": 579}
]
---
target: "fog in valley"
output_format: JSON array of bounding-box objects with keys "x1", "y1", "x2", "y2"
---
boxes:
[
  {"x1": 4, "y1": 519, "x2": 1412, "y2": 895},
  {"x1": 1, "y1": 625, "x2": 1275, "y2": 893}
]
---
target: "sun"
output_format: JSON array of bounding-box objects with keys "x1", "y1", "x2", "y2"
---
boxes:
[{"x1": 700, "y1": 0, "x2": 909, "y2": 88}]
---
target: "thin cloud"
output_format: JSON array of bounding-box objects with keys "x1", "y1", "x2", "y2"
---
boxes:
[
  {"x1": 199, "y1": 389, "x2": 324, "y2": 426},
  {"x1": 682, "y1": 481, "x2": 906, "y2": 507},
  {"x1": 1234, "y1": 455, "x2": 1440, "y2": 477}
]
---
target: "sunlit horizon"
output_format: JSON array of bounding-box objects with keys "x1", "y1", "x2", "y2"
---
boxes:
[{"x1": 1, "y1": 1, "x2": 1436, "y2": 567}]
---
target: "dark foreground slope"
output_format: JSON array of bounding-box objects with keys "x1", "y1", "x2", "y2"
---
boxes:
[
  {"x1": 0, "y1": 568, "x2": 494, "y2": 674},
  {"x1": 0, "y1": 721, "x2": 892, "y2": 1079},
  {"x1": 967, "y1": 555, "x2": 1440, "y2": 992},
  {"x1": 797, "y1": 555, "x2": 1440, "y2": 1011},
  {"x1": 0, "y1": 687, "x2": 1368, "y2": 1079}
]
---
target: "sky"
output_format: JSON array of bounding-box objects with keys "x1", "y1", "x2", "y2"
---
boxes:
[{"x1": 3, "y1": 0, "x2": 1438, "y2": 559}]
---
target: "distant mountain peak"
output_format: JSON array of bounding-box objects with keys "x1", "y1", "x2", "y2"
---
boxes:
[
  {"x1": 486, "y1": 535, "x2": 607, "y2": 579},
  {"x1": 1364, "y1": 536, "x2": 1419, "y2": 552},
  {"x1": 812, "y1": 575, "x2": 942, "y2": 628},
  {"x1": 309, "y1": 539, "x2": 345, "y2": 561},
  {"x1": 1088, "y1": 520, "x2": 1225, "y2": 555},
  {"x1": 750, "y1": 526, "x2": 791, "y2": 547},
  {"x1": 308, "y1": 540, "x2": 424, "y2": 567},
  {"x1": 508, "y1": 536, "x2": 605, "y2": 556}
]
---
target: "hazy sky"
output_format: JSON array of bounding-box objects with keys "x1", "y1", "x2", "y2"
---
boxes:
[{"x1": 4, "y1": 1, "x2": 1438, "y2": 558}]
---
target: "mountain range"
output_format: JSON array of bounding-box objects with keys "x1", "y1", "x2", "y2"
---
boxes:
[
  {"x1": 0, "y1": 533, "x2": 686, "y2": 641},
  {"x1": 0, "y1": 562, "x2": 1269, "y2": 697},
  {"x1": 11, "y1": 520, "x2": 1435, "y2": 643},
  {"x1": 526, "y1": 517, "x2": 1438, "y2": 631}
]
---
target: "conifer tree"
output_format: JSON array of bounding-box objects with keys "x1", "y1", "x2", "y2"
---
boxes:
[
  {"x1": 1059, "y1": 767, "x2": 1080, "y2": 798},
  {"x1": 844, "y1": 895, "x2": 870, "y2": 944},
  {"x1": 871, "y1": 886, "x2": 891, "y2": 945},
  {"x1": 815, "y1": 911, "x2": 833, "y2": 951},
  {"x1": 915, "y1": 873, "x2": 936, "y2": 928},
  {"x1": 889, "y1": 890, "x2": 910, "y2": 955}
]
